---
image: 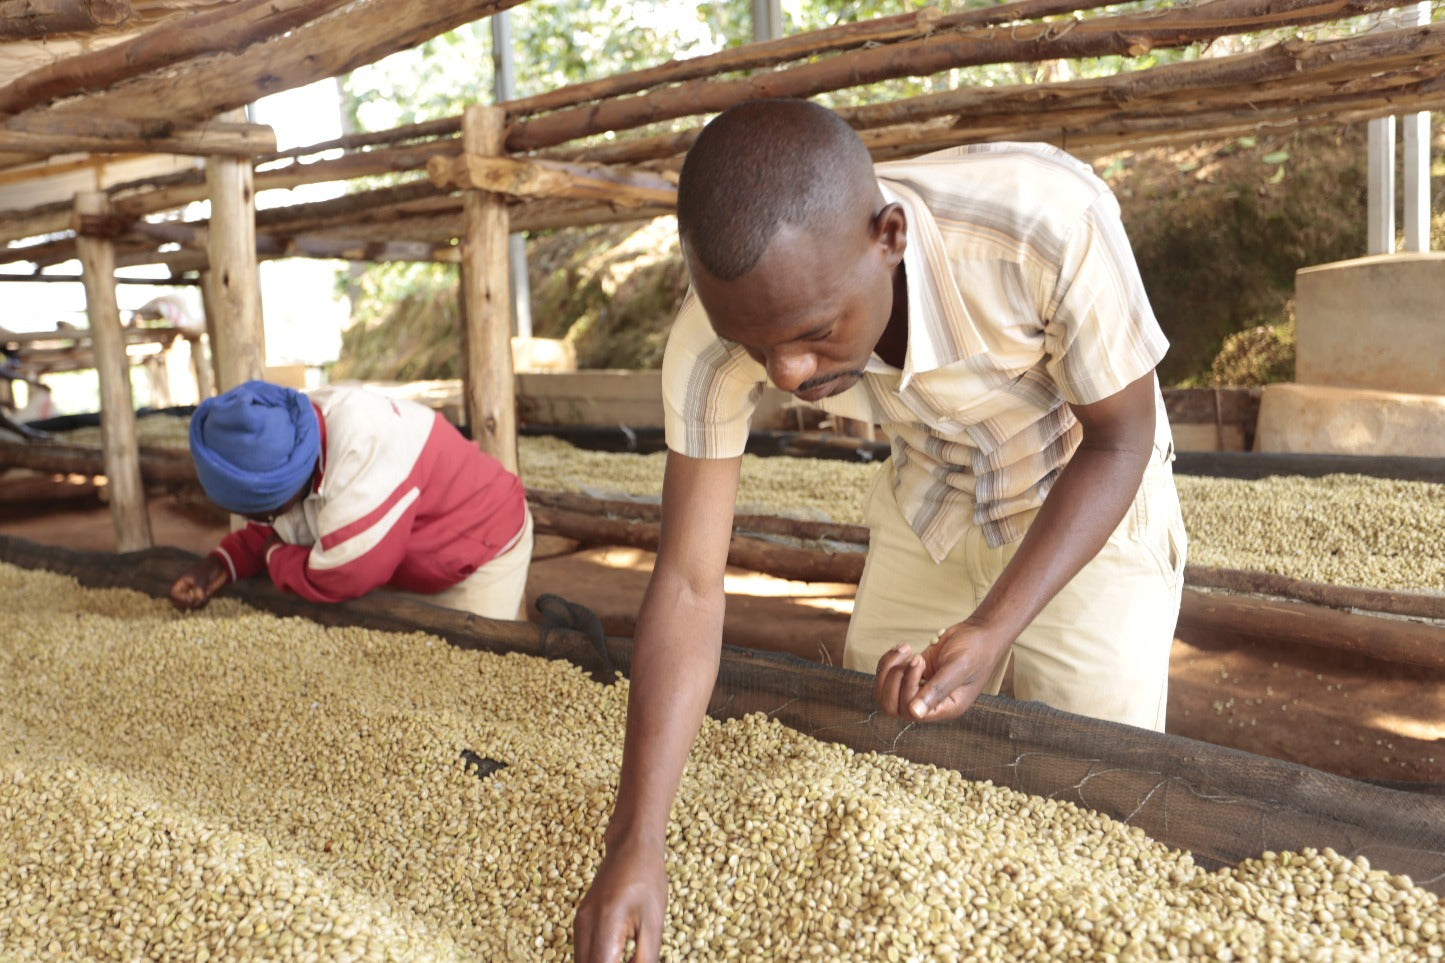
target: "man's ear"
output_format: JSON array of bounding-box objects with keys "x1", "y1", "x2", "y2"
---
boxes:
[{"x1": 873, "y1": 201, "x2": 907, "y2": 263}]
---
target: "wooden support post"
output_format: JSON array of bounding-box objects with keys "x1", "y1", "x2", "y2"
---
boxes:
[
  {"x1": 205, "y1": 125, "x2": 265, "y2": 391},
  {"x1": 198, "y1": 269, "x2": 225, "y2": 395},
  {"x1": 459, "y1": 104, "x2": 518, "y2": 473},
  {"x1": 186, "y1": 333, "x2": 215, "y2": 402},
  {"x1": 73, "y1": 191, "x2": 153, "y2": 551}
]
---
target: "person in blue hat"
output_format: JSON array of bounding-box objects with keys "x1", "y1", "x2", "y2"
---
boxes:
[{"x1": 169, "y1": 379, "x2": 532, "y2": 619}]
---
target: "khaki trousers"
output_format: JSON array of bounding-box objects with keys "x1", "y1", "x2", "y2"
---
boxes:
[
  {"x1": 390, "y1": 508, "x2": 535, "y2": 621},
  {"x1": 843, "y1": 446, "x2": 1186, "y2": 731}
]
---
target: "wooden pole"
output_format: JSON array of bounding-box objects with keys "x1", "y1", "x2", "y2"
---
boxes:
[
  {"x1": 503, "y1": 0, "x2": 1428, "y2": 152},
  {"x1": 0, "y1": 0, "x2": 130, "y2": 39},
  {"x1": 205, "y1": 120, "x2": 265, "y2": 391},
  {"x1": 73, "y1": 191, "x2": 153, "y2": 551},
  {"x1": 186, "y1": 333, "x2": 215, "y2": 402},
  {"x1": 458, "y1": 104, "x2": 518, "y2": 473},
  {"x1": 0, "y1": 120, "x2": 276, "y2": 158},
  {"x1": 198, "y1": 269, "x2": 225, "y2": 394}
]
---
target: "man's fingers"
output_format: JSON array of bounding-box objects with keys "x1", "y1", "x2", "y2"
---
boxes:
[
  {"x1": 578, "y1": 914, "x2": 643, "y2": 963},
  {"x1": 914, "y1": 687, "x2": 975, "y2": 722},
  {"x1": 911, "y1": 671, "x2": 981, "y2": 722},
  {"x1": 896, "y1": 654, "x2": 926, "y2": 717},
  {"x1": 873, "y1": 644, "x2": 912, "y2": 715},
  {"x1": 632, "y1": 910, "x2": 663, "y2": 963}
]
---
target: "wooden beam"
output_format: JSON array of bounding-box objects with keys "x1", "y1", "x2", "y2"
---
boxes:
[
  {"x1": 255, "y1": 137, "x2": 463, "y2": 191},
  {"x1": 0, "y1": 0, "x2": 348, "y2": 114},
  {"x1": 500, "y1": 0, "x2": 1138, "y2": 122},
  {"x1": 130, "y1": 216, "x2": 461, "y2": 264},
  {"x1": 73, "y1": 190, "x2": 152, "y2": 551},
  {"x1": 530, "y1": 503, "x2": 867, "y2": 585},
  {"x1": 0, "y1": 119, "x2": 276, "y2": 157},
  {"x1": 261, "y1": 116, "x2": 463, "y2": 164},
  {"x1": 458, "y1": 104, "x2": 518, "y2": 475},
  {"x1": 427, "y1": 153, "x2": 677, "y2": 208},
  {"x1": 0, "y1": 439, "x2": 197, "y2": 484},
  {"x1": 1178, "y1": 588, "x2": 1445, "y2": 672},
  {"x1": 205, "y1": 141, "x2": 264, "y2": 391},
  {"x1": 1185, "y1": 565, "x2": 1445, "y2": 622},
  {"x1": 503, "y1": 0, "x2": 1427, "y2": 151},
  {"x1": 0, "y1": 0, "x2": 130, "y2": 38},
  {"x1": 8, "y1": 0, "x2": 531, "y2": 134},
  {"x1": 0, "y1": 270, "x2": 199, "y2": 285},
  {"x1": 842, "y1": 23, "x2": 1445, "y2": 140}
]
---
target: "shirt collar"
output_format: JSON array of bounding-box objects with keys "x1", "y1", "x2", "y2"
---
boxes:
[{"x1": 876, "y1": 178, "x2": 952, "y2": 390}]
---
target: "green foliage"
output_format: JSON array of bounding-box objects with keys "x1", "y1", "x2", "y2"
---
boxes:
[
  {"x1": 1110, "y1": 126, "x2": 1368, "y2": 387},
  {"x1": 329, "y1": 262, "x2": 460, "y2": 382},
  {"x1": 527, "y1": 220, "x2": 688, "y2": 369},
  {"x1": 1207, "y1": 316, "x2": 1296, "y2": 387}
]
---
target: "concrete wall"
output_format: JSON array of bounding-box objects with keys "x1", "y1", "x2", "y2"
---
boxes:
[
  {"x1": 1295, "y1": 252, "x2": 1445, "y2": 396},
  {"x1": 1255, "y1": 383, "x2": 1445, "y2": 457}
]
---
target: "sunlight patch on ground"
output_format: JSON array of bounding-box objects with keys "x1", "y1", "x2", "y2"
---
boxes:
[
  {"x1": 788, "y1": 596, "x2": 854, "y2": 616},
  {"x1": 586, "y1": 546, "x2": 654, "y2": 571},
  {"x1": 721, "y1": 570, "x2": 853, "y2": 599},
  {"x1": 1358, "y1": 711, "x2": 1445, "y2": 742}
]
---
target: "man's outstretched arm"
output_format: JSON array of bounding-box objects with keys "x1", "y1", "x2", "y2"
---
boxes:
[{"x1": 573, "y1": 450, "x2": 742, "y2": 963}]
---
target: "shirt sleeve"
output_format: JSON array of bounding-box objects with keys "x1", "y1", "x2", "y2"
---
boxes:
[
  {"x1": 262, "y1": 496, "x2": 418, "y2": 604},
  {"x1": 660, "y1": 290, "x2": 770, "y2": 459},
  {"x1": 211, "y1": 523, "x2": 272, "y2": 582},
  {"x1": 1041, "y1": 190, "x2": 1169, "y2": 406}
]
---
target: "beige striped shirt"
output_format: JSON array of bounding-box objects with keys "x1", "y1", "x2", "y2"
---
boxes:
[{"x1": 661, "y1": 142, "x2": 1170, "y2": 560}]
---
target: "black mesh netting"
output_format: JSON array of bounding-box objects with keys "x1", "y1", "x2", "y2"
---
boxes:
[{"x1": 5, "y1": 536, "x2": 1442, "y2": 897}]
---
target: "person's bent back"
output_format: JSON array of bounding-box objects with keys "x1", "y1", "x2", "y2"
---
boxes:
[{"x1": 170, "y1": 380, "x2": 532, "y2": 620}]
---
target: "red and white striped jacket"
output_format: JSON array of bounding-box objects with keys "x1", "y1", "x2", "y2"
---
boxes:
[{"x1": 210, "y1": 386, "x2": 526, "y2": 604}]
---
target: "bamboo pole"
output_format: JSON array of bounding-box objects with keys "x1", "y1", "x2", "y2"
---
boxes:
[
  {"x1": 205, "y1": 134, "x2": 264, "y2": 391},
  {"x1": 73, "y1": 191, "x2": 153, "y2": 551},
  {"x1": 458, "y1": 104, "x2": 518, "y2": 474}
]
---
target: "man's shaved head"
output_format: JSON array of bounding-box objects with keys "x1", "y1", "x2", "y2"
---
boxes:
[{"x1": 676, "y1": 99, "x2": 879, "y2": 281}]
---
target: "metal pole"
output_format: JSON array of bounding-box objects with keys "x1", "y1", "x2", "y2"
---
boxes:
[
  {"x1": 1367, "y1": 116, "x2": 1396, "y2": 256},
  {"x1": 751, "y1": 0, "x2": 783, "y2": 41},
  {"x1": 491, "y1": 10, "x2": 533, "y2": 339},
  {"x1": 1401, "y1": 2, "x2": 1431, "y2": 253}
]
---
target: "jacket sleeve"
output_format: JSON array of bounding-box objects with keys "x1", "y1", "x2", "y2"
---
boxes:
[
  {"x1": 211, "y1": 523, "x2": 273, "y2": 582},
  {"x1": 262, "y1": 489, "x2": 423, "y2": 604}
]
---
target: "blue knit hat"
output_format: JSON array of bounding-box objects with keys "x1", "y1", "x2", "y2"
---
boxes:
[{"x1": 189, "y1": 380, "x2": 320, "y2": 515}]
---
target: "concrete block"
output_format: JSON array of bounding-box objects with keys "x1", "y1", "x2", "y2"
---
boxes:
[
  {"x1": 511, "y1": 337, "x2": 576, "y2": 373},
  {"x1": 1295, "y1": 252, "x2": 1445, "y2": 395},
  {"x1": 1254, "y1": 383, "x2": 1445, "y2": 457}
]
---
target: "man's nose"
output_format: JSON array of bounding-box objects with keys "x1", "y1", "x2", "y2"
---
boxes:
[{"x1": 767, "y1": 348, "x2": 818, "y2": 393}]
